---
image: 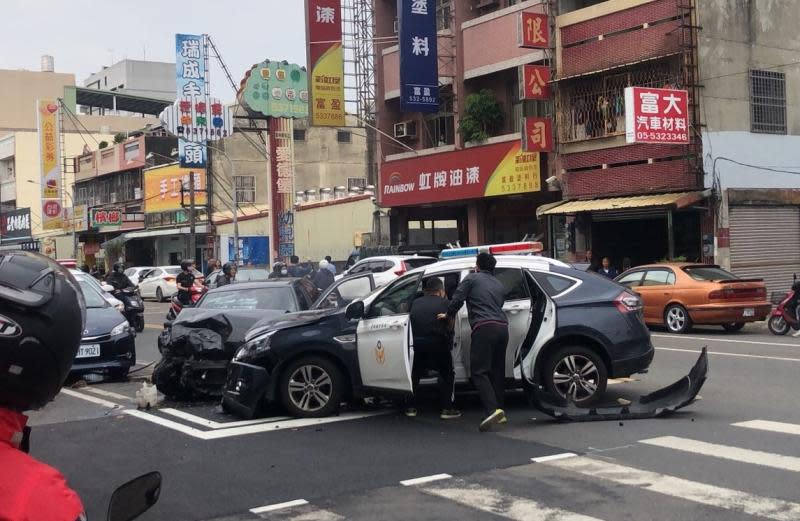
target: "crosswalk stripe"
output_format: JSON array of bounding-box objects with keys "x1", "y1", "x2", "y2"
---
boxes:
[
  {"x1": 545, "y1": 456, "x2": 800, "y2": 521},
  {"x1": 640, "y1": 436, "x2": 800, "y2": 473},
  {"x1": 420, "y1": 481, "x2": 604, "y2": 521},
  {"x1": 734, "y1": 419, "x2": 800, "y2": 437},
  {"x1": 250, "y1": 499, "x2": 308, "y2": 514}
]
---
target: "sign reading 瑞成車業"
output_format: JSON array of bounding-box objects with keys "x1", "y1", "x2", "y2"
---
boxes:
[
  {"x1": 238, "y1": 60, "x2": 309, "y2": 119},
  {"x1": 143, "y1": 164, "x2": 208, "y2": 214},
  {"x1": 398, "y1": 0, "x2": 438, "y2": 113},
  {"x1": 306, "y1": 0, "x2": 345, "y2": 126},
  {"x1": 624, "y1": 87, "x2": 690, "y2": 144},
  {"x1": 379, "y1": 141, "x2": 541, "y2": 207},
  {"x1": 0, "y1": 208, "x2": 32, "y2": 242}
]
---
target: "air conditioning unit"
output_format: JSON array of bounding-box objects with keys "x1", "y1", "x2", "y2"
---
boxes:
[
  {"x1": 110, "y1": 192, "x2": 117, "y2": 203},
  {"x1": 393, "y1": 18, "x2": 399, "y2": 34},
  {"x1": 394, "y1": 121, "x2": 417, "y2": 139}
]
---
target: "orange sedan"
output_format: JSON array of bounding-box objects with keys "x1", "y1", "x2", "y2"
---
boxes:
[{"x1": 615, "y1": 263, "x2": 771, "y2": 333}]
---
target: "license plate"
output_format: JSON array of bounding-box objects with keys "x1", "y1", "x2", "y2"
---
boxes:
[
  {"x1": 76, "y1": 344, "x2": 100, "y2": 358},
  {"x1": 743, "y1": 308, "x2": 755, "y2": 317}
]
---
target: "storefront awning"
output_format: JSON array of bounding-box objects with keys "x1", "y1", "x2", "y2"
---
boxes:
[
  {"x1": 110, "y1": 225, "x2": 210, "y2": 243},
  {"x1": 537, "y1": 191, "x2": 709, "y2": 218}
]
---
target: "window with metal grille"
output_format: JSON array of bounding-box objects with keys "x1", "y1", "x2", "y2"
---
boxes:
[
  {"x1": 424, "y1": 86, "x2": 455, "y2": 147},
  {"x1": 750, "y1": 69, "x2": 786, "y2": 134},
  {"x1": 437, "y1": 0, "x2": 452, "y2": 31},
  {"x1": 293, "y1": 128, "x2": 306, "y2": 141},
  {"x1": 337, "y1": 130, "x2": 351, "y2": 143},
  {"x1": 557, "y1": 59, "x2": 683, "y2": 143},
  {"x1": 347, "y1": 177, "x2": 366, "y2": 191},
  {"x1": 234, "y1": 175, "x2": 256, "y2": 203}
]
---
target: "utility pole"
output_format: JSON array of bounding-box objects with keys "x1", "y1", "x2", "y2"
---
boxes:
[{"x1": 188, "y1": 173, "x2": 196, "y2": 262}]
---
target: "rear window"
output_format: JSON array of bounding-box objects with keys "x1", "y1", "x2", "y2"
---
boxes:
[
  {"x1": 124, "y1": 268, "x2": 135, "y2": 277},
  {"x1": 532, "y1": 272, "x2": 578, "y2": 297},
  {"x1": 237, "y1": 269, "x2": 270, "y2": 282},
  {"x1": 404, "y1": 258, "x2": 437, "y2": 269},
  {"x1": 683, "y1": 266, "x2": 739, "y2": 281},
  {"x1": 199, "y1": 287, "x2": 297, "y2": 311},
  {"x1": 165, "y1": 268, "x2": 181, "y2": 275}
]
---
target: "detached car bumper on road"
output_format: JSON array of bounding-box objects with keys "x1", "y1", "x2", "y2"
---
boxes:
[{"x1": 222, "y1": 361, "x2": 274, "y2": 419}]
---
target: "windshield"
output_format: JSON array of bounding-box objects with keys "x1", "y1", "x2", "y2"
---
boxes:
[
  {"x1": 236, "y1": 269, "x2": 270, "y2": 282},
  {"x1": 76, "y1": 273, "x2": 106, "y2": 294},
  {"x1": 198, "y1": 287, "x2": 297, "y2": 311},
  {"x1": 314, "y1": 276, "x2": 379, "y2": 310},
  {"x1": 683, "y1": 265, "x2": 739, "y2": 281},
  {"x1": 75, "y1": 278, "x2": 108, "y2": 308},
  {"x1": 404, "y1": 258, "x2": 437, "y2": 269}
]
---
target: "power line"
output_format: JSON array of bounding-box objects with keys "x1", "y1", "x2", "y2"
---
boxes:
[{"x1": 700, "y1": 60, "x2": 800, "y2": 83}]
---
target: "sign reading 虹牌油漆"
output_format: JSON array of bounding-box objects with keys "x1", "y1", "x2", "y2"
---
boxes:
[
  {"x1": 624, "y1": 87, "x2": 690, "y2": 144},
  {"x1": 398, "y1": 0, "x2": 438, "y2": 113}
]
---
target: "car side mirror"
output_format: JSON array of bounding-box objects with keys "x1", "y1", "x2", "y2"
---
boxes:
[
  {"x1": 107, "y1": 471, "x2": 161, "y2": 521},
  {"x1": 101, "y1": 283, "x2": 115, "y2": 292},
  {"x1": 345, "y1": 300, "x2": 365, "y2": 320}
]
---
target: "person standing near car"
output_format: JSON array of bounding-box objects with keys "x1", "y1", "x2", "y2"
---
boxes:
[
  {"x1": 313, "y1": 260, "x2": 335, "y2": 290},
  {"x1": 407, "y1": 277, "x2": 460, "y2": 420},
  {"x1": 598, "y1": 257, "x2": 619, "y2": 279},
  {"x1": 176, "y1": 259, "x2": 196, "y2": 305},
  {"x1": 217, "y1": 262, "x2": 237, "y2": 287},
  {"x1": 440, "y1": 252, "x2": 508, "y2": 432},
  {"x1": 324, "y1": 255, "x2": 337, "y2": 275}
]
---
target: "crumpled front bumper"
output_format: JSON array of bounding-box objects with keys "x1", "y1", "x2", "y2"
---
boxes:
[{"x1": 222, "y1": 361, "x2": 273, "y2": 419}]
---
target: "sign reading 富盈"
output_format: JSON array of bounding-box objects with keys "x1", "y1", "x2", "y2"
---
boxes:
[
  {"x1": 306, "y1": 0, "x2": 346, "y2": 126},
  {"x1": 624, "y1": 87, "x2": 690, "y2": 144},
  {"x1": 399, "y1": 0, "x2": 439, "y2": 113}
]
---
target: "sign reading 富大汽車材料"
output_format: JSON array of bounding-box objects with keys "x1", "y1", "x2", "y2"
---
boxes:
[{"x1": 624, "y1": 87, "x2": 690, "y2": 144}]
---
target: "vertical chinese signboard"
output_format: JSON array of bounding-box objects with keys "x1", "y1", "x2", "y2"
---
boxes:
[
  {"x1": 517, "y1": 11, "x2": 549, "y2": 48},
  {"x1": 398, "y1": 0, "x2": 439, "y2": 113},
  {"x1": 269, "y1": 118, "x2": 296, "y2": 259},
  {"x1": 37, "y1": 99, "x2": 63, "y2": 231},
  {"x1": 519, "y1": 65, "x2": 551, "y2": 100},
  {"x1": 305, "y1": 0, "x2": 345, "y2": 126},
  {"x1": 624, "y1": 87, "x2": 689, "y2": 144},
  {"x1": 523, "y1": 117, "x2": 553, "y2": 152}
]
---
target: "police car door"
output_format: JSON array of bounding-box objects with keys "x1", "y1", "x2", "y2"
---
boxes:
[
  {"x1": 356, "y1": 273, "x2": 422, "y2": 391},
  {"x1": 494, "y1": 267, "x2": 535, "y2": 378}
]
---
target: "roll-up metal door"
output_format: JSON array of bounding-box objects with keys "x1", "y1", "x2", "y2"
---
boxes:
[{"x1": 729, "y1": 206, "x2": 800, "y2": 296}]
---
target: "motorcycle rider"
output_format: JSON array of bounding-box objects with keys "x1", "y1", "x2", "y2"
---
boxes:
[
  {"x1": 105, "y1": 261, "x2": 134, "y2": 290},
  {"x1": 176, "y1": 260, "x2": 196, "y2": 305},
  {"x1": 0, "y1": 251, "x2": 86, "y2": 520},
  {"x1": 217, "y1": 262, "x2": 237, "y2": 287}
]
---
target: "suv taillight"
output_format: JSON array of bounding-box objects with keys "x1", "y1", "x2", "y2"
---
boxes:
[
  {"x1": 395, "y1": 261, "x2": 409, "y2": 276},
  {"x1": 615, "y1": 292, "x2": 642, "y2": 313}
]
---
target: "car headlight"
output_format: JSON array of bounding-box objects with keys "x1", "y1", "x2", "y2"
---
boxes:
[
  {"x1": 110, "y1": 321, "x2": 130, "y2": 336},
  {"x1": 234, "y1": 331, "x2": 276, "y2": 361}
]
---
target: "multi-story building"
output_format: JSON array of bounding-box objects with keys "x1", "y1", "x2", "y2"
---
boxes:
[{"x1": 82, "y1": 59, "x2": 176, "y2": 115}]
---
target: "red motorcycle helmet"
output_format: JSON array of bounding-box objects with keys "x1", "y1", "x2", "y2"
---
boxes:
[{"x1": 0, "y1": 252, "x2": 85, "y2": 411}]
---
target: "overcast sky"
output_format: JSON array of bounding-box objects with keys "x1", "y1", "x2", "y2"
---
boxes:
[{"x1": 1, "y1": 0, "x2": 307, "y2": 102}]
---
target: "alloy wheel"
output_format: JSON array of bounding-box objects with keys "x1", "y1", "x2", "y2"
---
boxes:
[
  {"x1": 552, "y1": 354, "x2": 600, "y2": 402},
  {"x1": 287, "y1": 364, "x2": 333, "y2": 413},
  {"x1": 667, "y1": 307, "x2": 686, "y2": 332}
]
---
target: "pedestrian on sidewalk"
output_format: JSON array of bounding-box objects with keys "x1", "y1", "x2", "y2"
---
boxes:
[
  {"x1": 324, "y1": 255, "x2": 337, "y2": 275},
  {"x1": 585, "y1": 250, "x2": 599, "y2": 272},
  {"x1": 598, "y1": 257, "x2": 619, "y2": 279},
  {"x1": 406, "y1": 277, "x2": 460, "y2": 420},
  {"x1": 440, "y1": 252, "x2": 508, "y2": 432}
]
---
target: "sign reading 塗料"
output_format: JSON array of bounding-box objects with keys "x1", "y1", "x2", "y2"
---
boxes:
[
  {"x1": 380, "y1": 141, "x2": 541, "y2": 207},
  {"x1": 399, "y1": 0, "x2": 439, "y2": 113},
  {"x1": 624, "y1": 87, "x2": 690, "y2": 144},
  {"x1": 305, "y1": 0, "x2": 346, "y2": 126}
]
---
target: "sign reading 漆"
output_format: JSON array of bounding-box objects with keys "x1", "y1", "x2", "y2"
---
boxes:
[
  {"x1": 398, "y1": 0, "x2": 439, "y2": 113},
  {"x1": 306, "y1": 0, "x2": 346, "y2": 126},
  {"x1": 90, "y1": 208, "x2": 123, "y2": 228},
  {"x1": 522, "y1": 117, "x2": 553, "y2": 152},
  {"x1": 380, "y1": 141, "x2": 541, "y2": 207},
  {"x1": 0, "y1": 208, "x2": 32, "y2": 242},
  {"x1": 624, "y1": 87, "x2": 689, "y2": 144},
  {"x1": 37, "y1": 99, "x2": 63, "y2": 231},
  {"x1": 518, "y1": 12, "x2": 549, "y2": 49},
  {"x1": 519, "y1": 65, "x2": 551, "y2": 100}
]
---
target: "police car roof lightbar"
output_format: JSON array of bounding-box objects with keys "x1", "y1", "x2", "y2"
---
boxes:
[{"x1": 439, "y1": 241, "x2": 543, "y2": 259}]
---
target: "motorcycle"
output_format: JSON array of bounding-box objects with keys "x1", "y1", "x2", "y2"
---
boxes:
[
  {"x1": 768, "y1": 286, "x2": 799, "y2": 335},
  {"x1": 154, "y1": 313, "x2": 234, "y2": 399},
  {"x1": 166, "y1": 284, "x2": 206, "y2": 321},
  {"x1": 112, "y1": 286, "x2": 145, "y2": 332}
]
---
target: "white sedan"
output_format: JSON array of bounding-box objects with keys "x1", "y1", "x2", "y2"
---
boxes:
[
  {"x1": 336, "y1": 255, "x2": 437, "y2": 287},
  {"x1": 138, "y1": 266, "x2": 203, "y2": 301},
  {"x1": 124, "y1": 266, "x2": 156, "y2": 286}
]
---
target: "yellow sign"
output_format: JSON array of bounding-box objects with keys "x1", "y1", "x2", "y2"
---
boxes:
[
  {"x1": 37, "y1": 99, "x2": 63, "y2": 231},
  {"x1": 484, "y1": 143, "x2": 541, "y2": 196},
  {"x1": 310, "y1": 45, "x2": 346, "y2": 126},
  {"x1": 143, "y1": 164, "x2": 207, "y2": 214}
]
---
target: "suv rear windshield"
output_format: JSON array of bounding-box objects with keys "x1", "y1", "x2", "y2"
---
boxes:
[
  {"x1": 683, "y1": 265, "x2": 739, "y2": 281},
  {"x1": 404, "y1": 258, "x2": 437, "y2": 269}
]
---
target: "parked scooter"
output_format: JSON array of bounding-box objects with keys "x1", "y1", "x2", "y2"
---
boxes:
[
  {"x1": 166, "y1": 284, "x2": 206, "y2": 321},
  {"x1": 768, "y1": 279, "x2": 800, "y2": 335},
  {"x1": 113, "y1": 286, "x2": 145, "y2": 332}
]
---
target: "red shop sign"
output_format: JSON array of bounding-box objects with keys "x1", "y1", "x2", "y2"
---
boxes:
[
  {"x1": 517, "y1": 12, "x2": 549, "y2": 49},
  {"x1": 522, "y1": 117, "x2": 553, "y2": 153},
  {"x1": 624, "y1": 87, "x2": 690, "y2": 144},
  {"x1": 43, "y1": 200, "x2": 62, "y2": 217},
  {"x1": 379, "y1": 141, "x2": 542, "y2": 207},
  {"x1": 519, "y1": 65, "x2": 551, "y2": 100}
]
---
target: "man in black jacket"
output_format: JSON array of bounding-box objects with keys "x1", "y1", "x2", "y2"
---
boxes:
[
  {"x1": 441, "y1": 252, "x2": 508, "y2": 431},
  {"x1": 407, "y1": 277, "x2": 460, "y2": 420}
]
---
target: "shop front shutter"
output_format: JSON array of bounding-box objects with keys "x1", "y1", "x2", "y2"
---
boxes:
[{"x1": 729, "y1": 206, "x2": 800, "y2": 296}]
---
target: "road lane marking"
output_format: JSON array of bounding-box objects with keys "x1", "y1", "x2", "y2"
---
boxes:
[
  {"x1": 160, "y1": 407, "x2": 291, "y2": 429},
  {"x1": 83, "y1": 387, "x2": 135, "y2": 402},
  {"x1": 123, "y1": 409, "x2": 208, "y2": 438},
  {"x1": 734, "y1": 420, "x2": 800, "y2": 437},
  {"x1": 545, "y1": 456, "x2": 800, "y2": 521},
  {"x1": 531, "y1": 453, "x2": 578, "y2": 463},
  {"x1": 652, "y1": 333, "x2": 798, "y2": 348},
  {"x1": 199, "y1": 411, "x2": 391, "y2": 440},
  {"x1": 655, "y1": 346, "x2": 800, "y2": 362},
  {"x1": 640, "y1": 436, "x2": 800, "y2": 473},
  {"x1": 144, "y1": 324, "x2": 163, "y2": 330},
  {"x1": 420, "y1": 481, "x2": 605, "y2": 521},
  {"x1": 61, "y1": 388, "x2": 123, "y2": 409},
  {"x1": 250, "y1": 499, "x2": 308, "y2": 514},
  {"x1": 400, "y1": 473, "x2": 452, "y2": 486},
  {"x1": 607, "y1": 377, "x2": 639, "y2": 385}
]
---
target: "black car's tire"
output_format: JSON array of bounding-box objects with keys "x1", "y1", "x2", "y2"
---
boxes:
[
  {"x1": 722, "y1": 322, "x2": 745, "y2": 332},
  {"x1": 279, "y1": 356, "x2": 344, "y2": 418},
  {"x1": 542, "y1": 345, "x2": 608, "y2": 407},
  {"x1": 768, "y1": 315, "x2": 790, "y2": 336},
  {"x1": 152, "y1": 358, "x2": 188, "y2": 399},
  {"x1": 156, "y1": 287, "x2": 164, "y2": 302},
  {"x1": 664, "y1": 304, "x2": 692, "y2": 334}
]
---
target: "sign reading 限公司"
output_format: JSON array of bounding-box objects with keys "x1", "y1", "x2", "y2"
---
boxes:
[
  {"x1": 519, "y1": 65, "x2": 551, "y2": 100},
  {"x1": 0, "y1": 208, "x2": 32, "y2": 242},
  {"x1": 399, "y1": 0, "x2": 439, "y2": 113},
  {"x1": 518, "y1": 11, "x2": 549, "y2": 48},
  {"x1": 305, "y1": 0, "x2": 345, "y2": 126},
  {"x1": 37, "y1": 100, "x2": 63, "y2": 231},
  {"x1": 624, "y1": 87, "x2": 690, "y2": 144},
  {"x1": 380, "y1": 141, "x2": 541, "y2": 207}
]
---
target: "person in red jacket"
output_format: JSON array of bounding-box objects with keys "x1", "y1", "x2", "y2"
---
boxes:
[{"x1": 0, "y1": 251, "x2": 86, "y2": 521}]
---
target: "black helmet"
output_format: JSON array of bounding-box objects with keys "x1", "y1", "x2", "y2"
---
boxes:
[
  {"x1": 222, "y1": 262, "x2": 235, "y2": 276},
  {"x1": 113, "y1": 261, "x2": 125, "y2": 273},
  {"x1": 180, "y1": 259, "x2": 194, "y2": 271},
  {"x1": 0, "y1": 252, "x2": 85, "y2": 411}
]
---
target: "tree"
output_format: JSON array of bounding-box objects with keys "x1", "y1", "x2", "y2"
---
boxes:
[
  {"x1": 113, "y1": 132, "x2": 127, "y2": 144},
  {"x1": 458, "y1": 89, "x2": 504, "y2": 143},
  {"x1": 98, "y1": 141, "x2": 109, "y2": 149}
]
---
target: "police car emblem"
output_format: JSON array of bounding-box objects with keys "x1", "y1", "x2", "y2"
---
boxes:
[{"x1": 374, "y1": 340, "x2": 385, "y2": 365}]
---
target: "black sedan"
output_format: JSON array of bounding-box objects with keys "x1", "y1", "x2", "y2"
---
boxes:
[
  {"x1": 72, "y1": 277, "x2": 136, "y2": 378},
  {"x1": 224, "y1": 254, "x2": 654, "y2": 419}
]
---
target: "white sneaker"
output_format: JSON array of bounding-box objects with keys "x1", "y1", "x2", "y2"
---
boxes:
[{"x1": 792, "y1": 329, "x2": 800, "y2": 337}]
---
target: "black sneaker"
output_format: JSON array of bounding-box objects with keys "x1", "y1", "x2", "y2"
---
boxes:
[
  {"x1": 440, "y1": 409, "x2": 462, "y2": 419},
  {"x1": 479, "y1": 409, "x2": 506, "y2": 432}
]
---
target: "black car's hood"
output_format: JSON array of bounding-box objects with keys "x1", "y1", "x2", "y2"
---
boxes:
[
  {"x1": 84, "y1": 306, "x2": 127, "y2": 337},
  {"x1": 175, "y1": 308, "x2": 288, "y2": 345},
  {"x1": 246, "y1": 307, "x2": 341, "y2": 341}
]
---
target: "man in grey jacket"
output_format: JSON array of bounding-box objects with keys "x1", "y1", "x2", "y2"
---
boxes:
[{"x1": 440, "y1": 252, "x2": 508, "y2": 432}]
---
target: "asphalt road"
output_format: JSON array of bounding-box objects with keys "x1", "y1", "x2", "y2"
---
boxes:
[{"x1": 24, "y1": 307, "x2": 800, "y2": 521}]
